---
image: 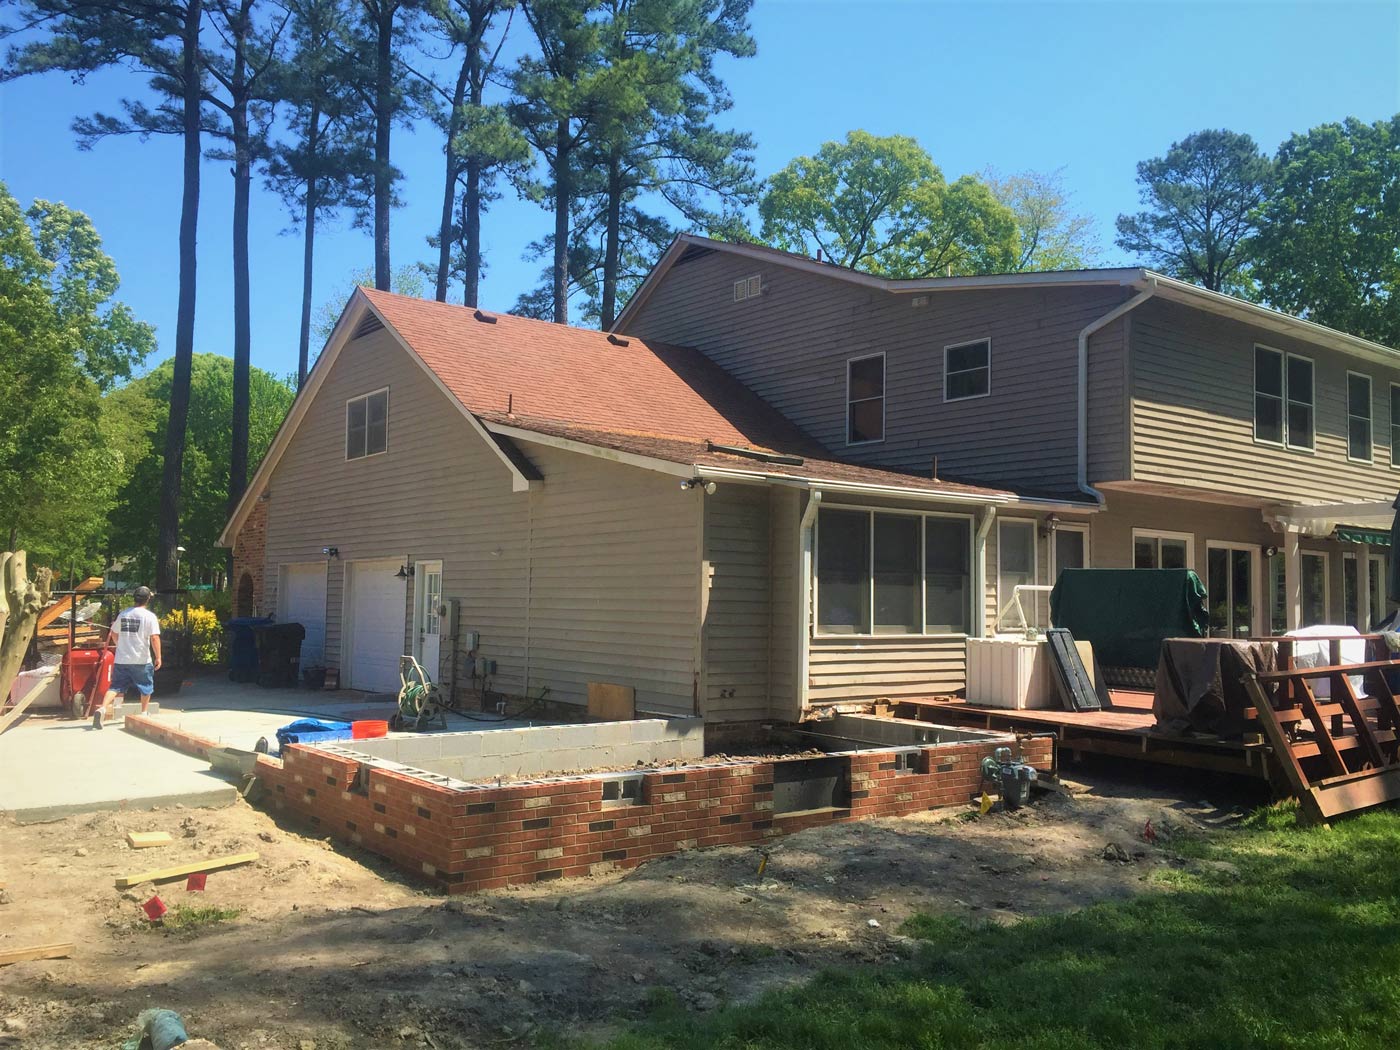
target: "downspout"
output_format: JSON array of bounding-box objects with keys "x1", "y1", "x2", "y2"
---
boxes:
[
  {"x1": 973, "y1": 505, "x2": 995, "y2": 638},
  {"x1": 1078, "y1": 280, "x2": 1157, "y2": 503},
  {"x1": 797, "y1": 489, "x2": 822, "y2": 716}
]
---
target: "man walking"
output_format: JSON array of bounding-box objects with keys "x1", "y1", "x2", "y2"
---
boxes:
[{"x1": 95, "y1": 585, "x2": 162, "y2": 728}]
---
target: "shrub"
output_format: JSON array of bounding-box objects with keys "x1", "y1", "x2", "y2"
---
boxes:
[{"x1": 160, "y1": 606, "x2": 222, "y2": 665}]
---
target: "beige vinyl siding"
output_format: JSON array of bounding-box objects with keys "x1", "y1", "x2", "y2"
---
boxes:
[
  {"x1": 808, "y1": 639, "x2": 968, "y2": 704},
  {"x1": 701, "y1": 483, "x2": 772, "y2": 722},
  {"x1": 1131, "y1": 298, "x2": 1400, "y2": 503},
  {"x1": 1092, "y1": 490, "x2": 1278, "y2": 574},
  {"x1": 623, "y1": 248, "x2": 1133, "y2": 495},
  {"x1": 768, "y1": 487, "x2": 801, "y2": 721}
]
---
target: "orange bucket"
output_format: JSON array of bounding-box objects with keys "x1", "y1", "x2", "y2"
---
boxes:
[{"x1": 351, "y1": 719, "x2": 389, "y2": 739}]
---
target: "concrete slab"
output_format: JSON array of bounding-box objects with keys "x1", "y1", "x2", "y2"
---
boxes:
[{"x1": 0, "y1": 717, "x2": 237, "y2": 823}]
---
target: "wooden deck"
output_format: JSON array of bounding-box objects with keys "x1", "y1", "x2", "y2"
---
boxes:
[{"x1": 893, "y1": 692, "x2": 1277, "y2": 781}]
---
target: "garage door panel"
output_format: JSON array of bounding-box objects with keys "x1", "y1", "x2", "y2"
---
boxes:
[
  {"x1": 348, "y1": 560, "x2": 407, "y2": 692},
  {"x1": 280, "y1": 564, "x2": 327, "y2": 669}
]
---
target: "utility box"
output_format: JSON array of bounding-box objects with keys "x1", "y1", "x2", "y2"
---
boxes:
[{"x1": 966, "y1": 636, "x2": 1055, "y2": 709}]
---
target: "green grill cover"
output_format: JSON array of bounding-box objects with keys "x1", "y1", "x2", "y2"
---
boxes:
[{"x1": 1049, "y1": 569, "x2": 1209, "y2": 670}]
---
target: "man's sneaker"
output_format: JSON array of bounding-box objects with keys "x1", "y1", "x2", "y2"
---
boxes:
[{"x1": 92, "y1": 708, "x2": 104, "y2": 730}]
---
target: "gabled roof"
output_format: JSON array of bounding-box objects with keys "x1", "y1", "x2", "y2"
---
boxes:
[
  {"x1": 219, "y1": 289, "x2": 1012, "y2": 545},
  {"x1": 615, "y1": 234, "x2": 1400, "y2": 366}
]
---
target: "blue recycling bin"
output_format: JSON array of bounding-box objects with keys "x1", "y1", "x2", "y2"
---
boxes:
[{"x1": 227, "y1": 616, "x2": 273, "y2": 683}]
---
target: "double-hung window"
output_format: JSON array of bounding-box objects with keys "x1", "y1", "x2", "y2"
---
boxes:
[
  {"x1": 944, "y1": 339, "x2": 991, "y2": 401},
  {"x1": 847, "y1": 354, "x2": 885, "y2": 444},
  {"x1": 1254, "y1": 346, "x2": 1314, "y2": 450},
  {"x1": 816, "y1": 508, "x2": 972, "y2": 635},
  {"x1": 346, "y1": 389, "x2": 389, "y2": 460},
  {"x1": 1348, "y1": 372, "x2": 1373, "y2": 462},
  {"x1": 1391, "y1": 384, "x2": 1400, "y2": 468},
  {"x1": 1133, "y1": 529, "x2": 1192, "y2": 570}
]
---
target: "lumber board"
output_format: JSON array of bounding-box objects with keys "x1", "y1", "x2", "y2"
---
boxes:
[
  {"x1": 0, "y1": 685, "x2": 43, "y2": 736},
  {"x1": 34, "y1": 578, "x2": 103, "y2": 632},
  {"x1": 115, "y1": 851, "x2": 258, "y2": 889},
  {"x1": 0, "y1": 943, "x2": 73, "y2": 966},
  {"x1": 126, "y1": 831, "x2": 173, "y2": 849}
]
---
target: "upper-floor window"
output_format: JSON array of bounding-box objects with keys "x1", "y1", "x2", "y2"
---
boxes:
[
  {"x1": 1254, "y1": 346, "x2": 1314, "y2": 450},
  {"x1": 847, "y1": 353, "x2": 885, "y2": 444},
  {"x1": 944, "y1": 338, "x2": 991, "y2": 401},
  {"x1": 346, "y1": 389, "x2": 388, "y2": 460},
  {"x1": 1348, "y1": 372, "x2": 1373, "y2": 462},
  {"x1": 1391, "y1": 384, "x2": 1400, "y2": 468},
  {"x1": 732, "y1": 274, "x2": 762, "y2": 302}
]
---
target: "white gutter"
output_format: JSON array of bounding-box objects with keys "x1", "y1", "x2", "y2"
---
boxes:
[
  {"x1": 973, "y1": 505, "x2": 996, "y2": 639},
  {"x1": 797, "y1": 490, "x2": 822, "y2": 715},
  {"x1": 695, "y1": 466, "x2": 1014, "y2": 506},
  {"x1": 1077, "y1": 281, "x2": 1157, "y2": 504}
]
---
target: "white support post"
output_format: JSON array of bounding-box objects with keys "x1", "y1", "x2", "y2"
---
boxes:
[
  {"x1": 1284, "y1": 527, "x2": 1302, "y2": 632},
  {"x1": 1359, "y1": 541, "x2": 1372, "y2": 629}
]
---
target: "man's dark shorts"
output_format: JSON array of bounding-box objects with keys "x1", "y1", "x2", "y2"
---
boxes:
[{"x1": 111, "y1": 662, "x2": 155, "y2": 697}]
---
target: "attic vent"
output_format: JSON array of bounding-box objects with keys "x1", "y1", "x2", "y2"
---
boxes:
[
  {"x1": 732, "y1": 274, "x2": 762, "y2": 302},
  {"x1": 911, "y1": 295, "x2": 930, "y2": 308},
  {"x1": 353, "y1": 314, "x2": 385, "y2": 339}
]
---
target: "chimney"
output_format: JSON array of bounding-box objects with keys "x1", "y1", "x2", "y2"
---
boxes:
[{"x1": 816, "y1": 248, "x2": 823, "y2": 263}]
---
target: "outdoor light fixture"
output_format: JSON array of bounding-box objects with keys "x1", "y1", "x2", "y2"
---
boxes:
[
  {"x1": 680, "y1": 478, "x2": 718, "y2": 495},
  {"x1": 321, "y1": 546, "x2": 339, "y2": 559},
  {"x1": 395, "y1": 564, "x2": 415, "y2": 579}
]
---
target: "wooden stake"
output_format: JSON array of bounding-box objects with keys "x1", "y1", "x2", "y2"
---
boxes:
[
  {"x1": 0, "y1": 943, "x2": 73, "y2": 966},
  {"x1": 115, "y1": 851, "x2": 258, "y2": 889}
]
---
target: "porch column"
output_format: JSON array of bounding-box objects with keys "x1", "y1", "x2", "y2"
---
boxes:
[
  {"x1": 1284, "y1": 526, "x2": 1302, "y2": 632},
  {"x1": 1359, "y1": 541, "x2": 1372, "y2": 628}
]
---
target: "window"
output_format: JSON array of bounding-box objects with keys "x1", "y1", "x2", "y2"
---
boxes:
[
  {"x1": 1132, "y1": 530, "x2": 1193, "y2": 570},
  {"x1": 1348, "y1": 372, "x2": 1373, "y2": 462},
  {"x1": 1254, "y1": 346, "x2": 1314, "y2": 450},
  {"x1": 1344, "y1": 552, "x2": 1387, "y2": 628},
  {"x1": 1207, "y1": 543, "x2": 1257, "y2": 638},
  {"x1": 944, "y1": 339, "x2": 990, "y2": 401},
  {"x1": 815, "y1": 508, "x2": 973, "y2": 636},
  {"x1": 732, "y1": 274, "x2": 762, "y2": 302},
  {"x1": 346, "y1": 389, "x2": 388, "y2": 460},
  {"x1": 1052, "y1": 526, "x2": 1088, "y2": 580},
  {"x1": 1391, "y1": 384, "x2": 1400, "y2": 467},
  {"x1": 997, "y1": 520, "x2": 1039, "y2": 628},
  {"x1": 1301, "y1": 551, "x2": 1328, "y2": 627},
  {"x1": 847, "y1": 354, "x2": 885, "y2": 444}
]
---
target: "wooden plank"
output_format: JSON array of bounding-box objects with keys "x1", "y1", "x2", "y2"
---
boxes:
[
  {"x1": 34, "y1": 578, "x2": 103, "y2": 632},
  {"x1": 0, "y1": 686, "x2": 43, "y2": 737},
  {"x1": 1336, "y1": 674, "x2": 1387, "y2": 769},
  {"x1": 0, "y1": 943, "x2": 73, "y2": 966},
  {"x1": 587, "y1": 682, "x2": 636, "y2": 721},
  {"x1": 1296, "y1": 678, "x2": 1348, "y2": 777},
  {"x1": 1311, "y1": 768, "x2": 1400, "y2": 820},
  {"x1": 1254, "y1": 659, "x2": 1400, "y2": 681},
  {"x1": 126, "y1": 831, "x2": 173, "y2": 849},
  {"x1": 1243, "y1": 674, "x2": 1314, "y2": 803},
  {"x1": 114, "y1": 851, "x2": 258, "y2": 889}
]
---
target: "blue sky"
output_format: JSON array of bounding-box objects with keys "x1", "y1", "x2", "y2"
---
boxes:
[{"x1": 1, "y1": 0, "x2": 1397, "y2": 381}]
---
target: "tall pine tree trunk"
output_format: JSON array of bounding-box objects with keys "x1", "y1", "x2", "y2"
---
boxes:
[
  {"x1": 463, "y1": 154, "x2": 482, "y2": 307},
  {"x1": 551, "y1": 117, "x2": 570, "y2": 325},
  {"x1": 158, "y1": 0, "x2": 203, "y2": 594},
  {"x1": 372, "y1": 2, "x2": 393, "y2": 291},
  {"x1": 297, "y1": 107, "x2": 321, "y2": 389},
  {"x1": 435, "y1": 63, "x2": 469, "y2": 303},
  {"x1": 229, "y1": 86, "x2": 251, "y2": 523},
  {"x1": 601, "y1": 154, "x2": 623, "y2": 329}
]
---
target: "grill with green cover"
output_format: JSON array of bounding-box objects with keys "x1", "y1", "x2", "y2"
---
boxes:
[{"x1": 1049, "y1": 568, "x2": 1209, "y2": 672}]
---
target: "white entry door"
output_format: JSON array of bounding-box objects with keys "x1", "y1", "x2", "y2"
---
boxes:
[
  {"x1": 346, "y1": 559, "x2": 407, "y2": 692},
  {"x1": 413, "y1": 560, "x2": 443, "y2": 680},
  {"x1": 279, "y1": 563, "x2": 327, "y2": 668}
]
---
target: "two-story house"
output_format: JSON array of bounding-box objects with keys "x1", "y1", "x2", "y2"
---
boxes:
[{"x1": 222, "y1": 235, "x2": 1399, "y2": 737}]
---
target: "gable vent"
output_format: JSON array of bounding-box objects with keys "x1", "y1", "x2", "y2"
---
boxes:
[
  {"x1": 732, "y1": 274, "x2": 763, "y2": 302},
  {"x1": 353, "y1": 314, "x2": 385, "y2": 339}
]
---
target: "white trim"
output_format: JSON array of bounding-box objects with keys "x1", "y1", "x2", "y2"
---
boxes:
[
  {"x1": 1205, "y1": 540, "x2": 1264, "y2": 637},
  {"x1": 1390, "y1": 382, "x2": 1400, "y2": 469},
  {"x1": 412, "y1": 558, "x2": 444, "y2": 667},
  {"x1": 845, "y1": 351, "x2": 886, "y2": 446},
  {"x1": 943, "y1": 337, "x2": 992, "y2": 403},
  {"x1": 1131, "y1": 528, "x2": 1196, "y2": 570},
  {"x1": 484, "y1": 422, "x2": 695, "y2": 478},
  {"x1": 1049, "y1": 521, "x2": 1090, "y2": 580},
  {"x1": 344, "y1": 386, "x2": 390, "y2": 461},
  {"x1": 1253, "y1": 344, "x2": 1285, "y2": 448},
  {"x1": 1285, "y1": 349, "x2": 1316, "y2": 452},
  {"x1": 1346, "y1": 370, "x2": 1374, "y2": 464}
]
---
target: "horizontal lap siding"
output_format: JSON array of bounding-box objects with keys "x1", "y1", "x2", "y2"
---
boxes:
[
  {"x1": 623, "y1": 250, "x2": 1132, "y2": 494},
  {"x1": 703, "y1": 483, "x2": 772, "y2": 723},
  {"x1": 1132, "y1": 298, "x2": 1400, "y2": 503},
  {"x1": 768, "y1": 488, "x2": 800, "y2": 721},
  {"x1": 522, "y1": 442, "x2": 700, "y2": 716},
  {"x1": 1092, "y1": 490, "x2": 1279, "y2": 575},
  {"x1": 263, "y1": 328, "x2": 529, "y2": 694},
  {"x1": 808, "y1": 638, "x2": 966, "y2": 703}
]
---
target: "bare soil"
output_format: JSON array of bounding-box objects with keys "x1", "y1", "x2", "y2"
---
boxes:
[{"x1": 0, "y1": 765, "x2": 1256, "y2": 1050}]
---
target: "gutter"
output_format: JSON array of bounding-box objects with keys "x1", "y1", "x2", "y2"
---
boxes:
[
  {"x1": 694, "y1": 466, "x2": 1014, "y2": 506},
  {"x1": 797, "y1": 490, "x2": 822, "y2": 715},
  {"x1": 1077, "y1": 280, "x2": 1158, "y2": 504}
]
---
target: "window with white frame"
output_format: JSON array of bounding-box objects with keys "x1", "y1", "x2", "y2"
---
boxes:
[
  {"x1": 1132, "y1": 530, "x2": 1192, "y2": 570},
  {"x1": 846, "y1": 354, "x2": 885, "y2": 444},
  {"x1": 816, "y1": 508, "x2": 972, "y2": 635},
  {"x1": 346, "y1": 389, "x2": 388, "y2": 460},
  {"x1": 1254, "y1": 346, "x2": 1314, "y2": 450},
  {"x1": 1348, "y1": 372, "x2": 1373, "y2": 461},
  {"x1": 1301, "y1": 550, "x2": 1329, "y2": 626},
  {"x1": 1391, "y1": 384, "x2": 1400, "y2": 468},
  {"x1": 944, "y1": 339, "x2": 990, "y2": 401},
  {"x1": 1344, "y1": 552, "x2": 1387, "y2": 628},
  {"x1": 732, "y1": 274, "x2": 762, "y2": 302},
  {"x1": 997, "y1": 520, "x2": 1038, "y2": 627}
]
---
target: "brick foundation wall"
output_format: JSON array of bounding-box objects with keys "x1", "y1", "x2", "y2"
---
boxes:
[
  {"x1": 126, "y1": 714, "x2": 221, "y2": 762},
  {"x1": 231, "y1": 494, "x2": 268, "y2": 616}
]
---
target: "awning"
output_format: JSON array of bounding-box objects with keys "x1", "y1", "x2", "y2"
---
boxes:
[{"x1": 1335, "y1": 527, "x2": 1392, "y2": 548}]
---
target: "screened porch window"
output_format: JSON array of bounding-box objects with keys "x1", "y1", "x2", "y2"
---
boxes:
[{"x1": 816, "y1": 508, "x2": 972, "y2": 635}]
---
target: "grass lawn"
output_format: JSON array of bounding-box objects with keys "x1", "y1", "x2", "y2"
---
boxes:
[{"x1": 578, "y1": 803, "x2": 1400, "y2": 1050}]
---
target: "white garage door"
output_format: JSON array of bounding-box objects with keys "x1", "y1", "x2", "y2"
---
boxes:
[
  {"x1": 279, "y1": 563, "x2": 327, "y2": 669},
  {"x1": 346, "y1": 559, "x2": 407, "y2": 692}
]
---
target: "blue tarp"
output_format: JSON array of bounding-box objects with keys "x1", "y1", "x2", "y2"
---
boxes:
[{"x1": 275, "y1": 717, "x2": 353, "y2": 752}]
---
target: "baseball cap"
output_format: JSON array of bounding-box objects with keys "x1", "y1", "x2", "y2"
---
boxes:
[{"x1": 133, "y1": 585, "x2": 153, "y2": 601}]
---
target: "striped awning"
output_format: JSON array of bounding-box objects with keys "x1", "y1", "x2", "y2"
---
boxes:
[{"x1": 1335, "y1": 526, "x2": 1392, "y2": 547}]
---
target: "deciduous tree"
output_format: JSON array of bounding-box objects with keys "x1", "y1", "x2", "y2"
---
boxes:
[{"x1": 983, "y1": 167, "x2": 1101, "y2": 272}]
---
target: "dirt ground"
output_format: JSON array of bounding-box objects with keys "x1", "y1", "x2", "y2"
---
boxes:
[{"x1": 0, "y1": 762, "x2": 1263, "y2": 1050}]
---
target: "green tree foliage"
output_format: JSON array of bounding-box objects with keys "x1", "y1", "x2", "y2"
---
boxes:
[
  {"x1": 759, "y1": 131, "x2": 1018, "y2": 278},
  {"x1": 983, "y1": 167, "x2": 1101, "y2": 272},
  {"x1": 106, "y1": 355, "x2": 294, "y2": 586},
  {"x1": 1253, "y1": 115, "x2": 1400, "y2": 347},
  {"x1": 1114, "y1": 129, "x2": 1272, "y2": 294},
  {"x1": 0, "y1": 183, "x2": 155, "y2": 571},
  {"x1": 313, "y1": 263, "x2": 426, "y2": 344}
]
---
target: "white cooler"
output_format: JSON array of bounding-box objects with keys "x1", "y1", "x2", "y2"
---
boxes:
[{"x1": 966, "y1": 636, "x2": 1055, "y2": 709}]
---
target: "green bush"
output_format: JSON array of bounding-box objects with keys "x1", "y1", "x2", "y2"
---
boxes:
[{"x1": 160, "y1": 606, "x2": 222, "y2": 665}]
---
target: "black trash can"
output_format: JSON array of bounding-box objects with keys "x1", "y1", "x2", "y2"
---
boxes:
[
  {"x1": 227, "y1": 616, "x2": 273, "y2": 683},
  {"x1": 253, "y1": 622, "x2": 306, "y2": 688}
]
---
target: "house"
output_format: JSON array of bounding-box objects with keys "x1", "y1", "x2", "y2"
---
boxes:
[
  {"x1": 221, "y1": 237, "x2": 1400, "y2": 731},
  {"x1": 617, "y1": 235, "x2": 1400, "y2": 648}
]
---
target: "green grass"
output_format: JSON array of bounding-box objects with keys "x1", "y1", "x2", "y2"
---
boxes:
[
  {"x1": 159, "y1": 902, "x2": 243, "y2": 933},
  {"x1": 574, "y1": 802, "x2": 1400, "y2": 1050}
]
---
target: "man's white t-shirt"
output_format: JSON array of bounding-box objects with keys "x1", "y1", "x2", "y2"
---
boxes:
[{"x1": 113, "y1": 606, "x2": 161, "y2": 665}]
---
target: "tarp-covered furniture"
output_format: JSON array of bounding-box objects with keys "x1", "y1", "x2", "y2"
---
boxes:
[
  {"x1": 1153, "y1": 638, "x2": 1278, "y2": 737},
  {"x1": 1050, "y1": 569, "x2": 1209, "y2": 687}
]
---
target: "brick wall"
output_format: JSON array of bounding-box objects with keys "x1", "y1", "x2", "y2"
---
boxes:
[
  {"x1": 231, "y1": 494, "x2": 268, "y2": 616},
  {"x1": 249, "y1": 734, "x2": 1053, "y2": 894}
]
